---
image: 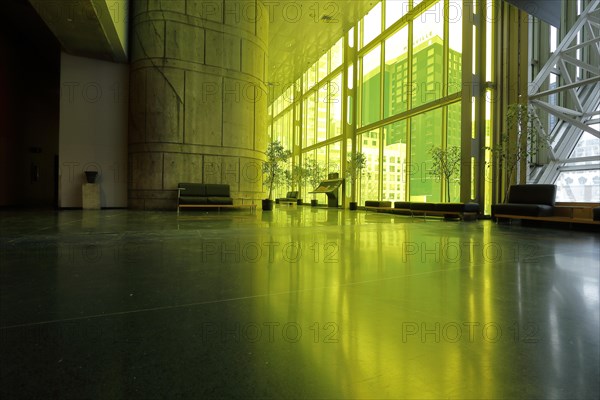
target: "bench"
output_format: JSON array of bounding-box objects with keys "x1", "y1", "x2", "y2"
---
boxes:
[
  {"x1": 364, "y1": 200, "x2": 480, "y2": 221},
  {"x1": 492, "y1": 185, "x2": 599, "y2": 227},
  {"x1": 276, "y1": 191, "x2": 302, "y2": 205},
  {"x1": 491, "y1": 213, "x2": 600, "y2": 226},
  {"x1": 364, "y1": 200, "x2": 392, "y2": 208},
  {"x1": 407, "y1": 202, "x2": 480, "y2": 220},
  {"x1": 492, "y1": 184, "x2": 556, "y2": 218},
  {"x1": 178, "y1": 183, "x2": 252, "y2": 215}
]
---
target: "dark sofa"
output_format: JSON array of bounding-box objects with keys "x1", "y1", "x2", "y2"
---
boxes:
[
  {"x1": 276, "y1": 191, "x2": 302, "y2": 205},
  {"x1": 492, "y1": 184, "x2": 556, "y2": 217},
  {"x1": 178, "y1": 183, "x2": 233, "y2": 206}
]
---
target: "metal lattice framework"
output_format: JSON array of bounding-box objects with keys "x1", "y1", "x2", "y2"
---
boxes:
[{"x1": 528, "y1": 0, "x2": 600, "y2": 185}]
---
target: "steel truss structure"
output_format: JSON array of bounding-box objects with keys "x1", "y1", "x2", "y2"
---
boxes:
[{"x1": 528, "y1": 0, "x2": 600, "y2": 185}]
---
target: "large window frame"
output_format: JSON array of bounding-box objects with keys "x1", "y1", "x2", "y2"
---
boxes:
[{"x1": 269, "y1": 0, "x2": 496, "y2": 209}]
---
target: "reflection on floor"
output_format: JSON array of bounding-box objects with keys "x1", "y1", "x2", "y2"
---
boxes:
[{"x1": 1, "y1": 207, "x2": 599, "y2": 399}]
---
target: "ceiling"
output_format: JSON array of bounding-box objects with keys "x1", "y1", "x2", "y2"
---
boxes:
[
  {"x1": 2, "y1": 0, "x2": 60, "y2": 60},
  {"x1": 505, "y1": 0, "x2": 562, "y2": 27},
  {"x1": 22, "y1": 0, "x2": 376, "y2": 95},
  {"x1": 267, "y1": 1, "x2": 375, "y2": 92},
  {"x1": 27, "y1": 0, "x2": 127, "y2": 62}
]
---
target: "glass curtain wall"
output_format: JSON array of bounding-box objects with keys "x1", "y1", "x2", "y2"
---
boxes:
[
  {"x1": 269, "y1": 0, "x2": 493, "y2": 207},
  {"x1": 271, "y1": 38, "x2": 346, "y2": 200},
  {"x1": 354, "y1": 0, "x2": 465, "y2": 205}
]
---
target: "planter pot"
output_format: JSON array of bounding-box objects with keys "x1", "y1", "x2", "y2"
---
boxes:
[
  {"x1": 84, "y1": 171, "x2": 98, "y2": 183},
  {"x1": 310, "y1": 199, "x2": 318, "y2": 207},
  {"x1": 262, "y1": 199, "x2": 274, "y2": 211},
  {"x1": 349, "y1": 201, "x2": 358, "y2": 210}
]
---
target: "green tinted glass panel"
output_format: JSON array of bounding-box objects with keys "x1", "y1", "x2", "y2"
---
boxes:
[
  {"x1": 383, "y1": 120, "x2": 408, "y2": 201},
  {"x1": 384, "y1": 26, "x2": 408, "y2": 117},
  {"x1": 361, "y1": 45, "x2": 381, "y2": 126},
  {"x1": 447, "y1": 102, "x2": 461, "y2": 202},
  {"x1": 448, "y1": 0, "x2": 463, "y2": 94},
  {"x1": 359, "y1": 130, "x2": 381, "y2": 204},
  {"x1": 412, "y1": 1, "x2": 444, "y2": 108},
  {"x1": 410, "y1": 108, "x2": 442, "y2": 202}
]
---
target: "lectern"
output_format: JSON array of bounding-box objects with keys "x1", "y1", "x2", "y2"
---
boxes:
[{"x1": 310, "y1": 179, "x2": 344, "y2": 208}]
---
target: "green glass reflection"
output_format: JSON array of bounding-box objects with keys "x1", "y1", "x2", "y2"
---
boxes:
[
  {"x1": 410, "y1": 108, "x2": 442, "y2": 202},
  {"x1": 447, "y1": 102, "x2": 461, "y2": 202},
  {"x1": 384, "y1": 26, "x2": 409, "y2": 117},
  {"x1": 412, "y1": 1, "x2": 444, "y2": 108},
  {"x1": 361, "y1": 45, "x2": 382, "y2": 126},
  {"x1": 448, "y1": 0, "x2": 463, "y2": 94},
  {"x1": 359, "y1": 130, "x2": 381, "y2": 204},
  {"x1": 383, "y1": 120, "x2": 408, "y2": 201}
]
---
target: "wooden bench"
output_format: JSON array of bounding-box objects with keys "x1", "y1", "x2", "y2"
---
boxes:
[
  {"x1": 495, "y1": 202, "x2": 600, "y2": 227},
  {"x1": 365, "y1": 206, "x2": 395, "y2": 212},
  {"x1": 494, "y1": 213, "x2": 600, "y2": 226},
  {"x1": 364, "y1": 201, "x2": 480, "y2": 221}
]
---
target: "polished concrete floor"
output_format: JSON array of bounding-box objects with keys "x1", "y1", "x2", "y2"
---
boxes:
[{"x1": 1, "y1": 207, "x2": 599, "y2": 399}]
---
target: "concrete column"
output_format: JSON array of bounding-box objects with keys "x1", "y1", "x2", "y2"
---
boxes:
[{"x1": 129, "y1": 0, "x2": 268, "y2": 209}]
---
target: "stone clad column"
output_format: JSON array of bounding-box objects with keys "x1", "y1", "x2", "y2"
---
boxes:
[{"x1": 129, "y1": 0, "x2": 268, "y2": 209}]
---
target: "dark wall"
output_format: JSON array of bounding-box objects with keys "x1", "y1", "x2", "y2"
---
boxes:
[{"x1": 0, "y1": 0, "x2": 60, "y2": 207}]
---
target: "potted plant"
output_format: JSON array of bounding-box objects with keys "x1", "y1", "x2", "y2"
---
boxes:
[
  {"x1": 262, "y1": 141, "x2": 291, "y2": 211},
  {"x1": 84, "y1": 170, "x2": 99, "y2": 183},
  {"x1": 345, "y1": 151, "x2": 367, "y2": 210},
  {"x1": 428, "y1": 145, "x2": 461, "y2": 202},
  {"x1": 305, "y1": 157, "x2": 325, "y2": 206},
  {"x1": 486, "y1": 103, "x2": 550, "y2": 202}
]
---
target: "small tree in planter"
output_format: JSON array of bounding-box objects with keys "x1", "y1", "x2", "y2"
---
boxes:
[
  {"x1": 486, "y1": 103, "x2": 550, "y2": 202},
  {"x1": 262, "y1": 141, "x2": 291, "y2": 210},
  {"x1": 428, "y1": 145, "x2": 461, "y2": 203},
  {"x1": 305, "y1": 157, "x2": 326, "y2": 206},
  {"x1": 345, "y1": 151, "x2": 367, "y2": 210}
]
